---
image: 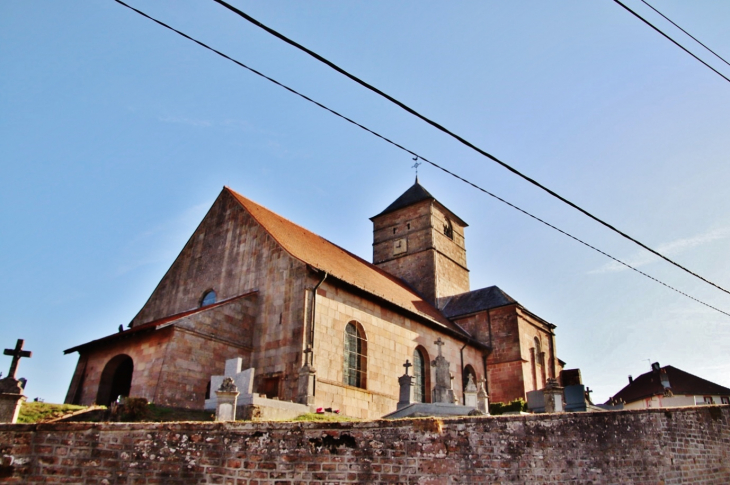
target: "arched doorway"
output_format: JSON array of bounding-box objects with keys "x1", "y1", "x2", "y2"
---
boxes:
[{"x1": 96, "y1": 355, "x2": 134, "y2": 406}]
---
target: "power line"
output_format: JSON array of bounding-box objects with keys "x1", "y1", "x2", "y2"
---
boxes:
[
  {"x1": 209, "y1": 0, "x2": 730, "y2": 298},
  {"x1": 111, "y1": 0, "x2": 730, "y2": 318},
  {"x1": 613, "y1": 0, "x2": 730, "y2": 84},
  {"x1": 639, "y1": 0, "x2": 730, "y2": 69}
]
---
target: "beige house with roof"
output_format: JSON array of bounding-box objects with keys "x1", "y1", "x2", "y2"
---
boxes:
[{"x1": 64, "y1": 180, "x2": 564, "y2": 418}]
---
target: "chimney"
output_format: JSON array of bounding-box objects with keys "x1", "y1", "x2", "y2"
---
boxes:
[
  {"x1": 628, "y1": 375, "x2": 633, "y2": 384},
  {"x1": 651, "y1": 362, "x2": 661, "y2": 373}
]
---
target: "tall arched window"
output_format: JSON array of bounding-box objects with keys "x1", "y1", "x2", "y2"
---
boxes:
[
  {"x1": 413, "y1": 348, "x2": 426, "y2": 403},
  {"x1": 201, "y1": 289, "x2": 217, "y2": 307},
  {"x1": 344, "y1": 322, "x2": 367, "y2": 388}
]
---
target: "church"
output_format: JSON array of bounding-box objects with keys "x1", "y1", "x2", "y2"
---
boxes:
[{"x1": 64, "y1": 180, "x2": 564, "y2": 419}]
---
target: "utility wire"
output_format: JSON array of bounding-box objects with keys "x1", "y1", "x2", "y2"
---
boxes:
[
  {"x1": 640, "y1": 0, "x2": 730, "y2": 69},
  {"x1": 613, "y1": 0, "x2": 730, "y2": 84},
  {"x1": 111, "y1": 0, "x2": 730, "y2": 318},
  {"x1": 209, "y1": 0, "x2": 730, "y2": 298}
]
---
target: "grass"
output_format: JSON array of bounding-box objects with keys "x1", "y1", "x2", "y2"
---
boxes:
[
  {"x1": 17, "y1": 402, "x2": 91, "y2": 424},
  {"x1": 289, "y1": 412, "x2": 360, "y2": 423}
]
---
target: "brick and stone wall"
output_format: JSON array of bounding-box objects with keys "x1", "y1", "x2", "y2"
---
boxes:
[{"x1": 0, "y1": 406, "x2": 727, "y2": 484}]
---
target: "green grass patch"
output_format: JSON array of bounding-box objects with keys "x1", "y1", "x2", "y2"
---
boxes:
[
  {"x1": 289, "y1": 412, "x2": 360, "y2": 422},
  {"x1": 18, "y1": 402, "x2": 90, "y2": 424}
]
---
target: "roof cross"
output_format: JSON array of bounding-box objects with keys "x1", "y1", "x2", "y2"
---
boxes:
[
  {"x1": 3, "y1": 339, "x2": 32, "y2": 380},
  {"x1": 403, "y1": 359, "x2": 412, "y2": 375},
  {"x1": 411, "y1": 158, "x2": 422, "y2": 177},
  {"x1": 434, "y1": 338, "x2": 445, "y2": 357}
]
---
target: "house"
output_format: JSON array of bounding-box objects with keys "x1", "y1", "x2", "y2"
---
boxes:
[
  {"x1": 607, "y1": 362, "x2": 730, "y2": 410},
  {"x1": 64, "y1": 180, "x2": 565, "y2": 418}
]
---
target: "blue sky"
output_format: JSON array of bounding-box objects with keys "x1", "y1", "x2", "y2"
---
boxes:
[{"x1": 2, "y1": 1, "x2": 729, "y2": 405}]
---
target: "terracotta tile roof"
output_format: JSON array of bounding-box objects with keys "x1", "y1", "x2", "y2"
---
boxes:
[
  {"x1": 226, "y1": 187, "x2": 467, "y2": 335},
  {"x1": 64, "y1": 291, "x2": 257, "y2": 354},
  {"x1": 608, "y1": 365, "x2": 730, "y2": 404}
]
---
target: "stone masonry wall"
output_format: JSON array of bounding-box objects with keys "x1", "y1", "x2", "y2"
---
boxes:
[
  {"x1": 313, "y1": 281, "x2": 484, "y2": 419},
  {"x1": 0, "y1": 406, "x2": 727, "y2": 484}
]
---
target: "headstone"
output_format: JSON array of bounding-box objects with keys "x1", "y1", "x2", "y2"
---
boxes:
[
  {"x1": 205, "y1": 358, "x2": 254, "y2": 410},
  {"x1": 463, "y1": 374, "x2": 478, "y2": 408},
  {"x1": 526, "y1": 389, "x2": 545, "y2": 413},
  {"x1": 215, "y1": 377, "x2": 239, "y2": 421},
  {"x1": 564, "y1": 384, "x2": 587, "y2": 412},
  {"x1": 0, "y1": 339, "x2": 32, "y2": 423},
  {"x1": 397, "y1": 360, "x2": 414, "y2": 410},
  {"x1": 543, "y1": 378, "x2": 564, "y2": 413},
  {"x1": 476, "y1": 378, "x2": 489, "y2": 415},
  {"x1": 431, "y1": 338, "x2": 455, "y2": 404}
]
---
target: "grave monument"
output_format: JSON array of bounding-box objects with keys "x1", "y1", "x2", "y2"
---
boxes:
[{"x1": 0, "y1": 339, "x2": 32, "y2": 423}]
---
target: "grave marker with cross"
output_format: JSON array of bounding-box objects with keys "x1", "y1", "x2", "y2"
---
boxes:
[{"x1": 4, "y1": 339, "x2": 32, "y2": 380}]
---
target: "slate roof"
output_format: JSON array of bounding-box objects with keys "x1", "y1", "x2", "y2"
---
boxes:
[
  {"x1": 227, "y1": 187, "x2": 469, "y2": 336},
  {"x1": 441, "y1": 286, "x2": 518, "y2": 319},
  {"x1": 371, "y1": 178, "x2": 467, "y2": 226},
  {"x1": 608, "y1": 365, "x2": 730, "y2": 404}
]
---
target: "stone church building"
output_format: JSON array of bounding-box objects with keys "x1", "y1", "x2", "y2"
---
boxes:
[{"x1": 64, "y1": 180, "x2": 564, "y2": 418}]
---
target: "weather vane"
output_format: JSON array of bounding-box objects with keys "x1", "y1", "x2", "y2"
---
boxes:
[{"x1": 411, "y1": 156, "x2": 421, "y2": 177}]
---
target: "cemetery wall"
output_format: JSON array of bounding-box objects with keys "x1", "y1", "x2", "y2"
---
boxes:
[{"x1": 0, "y1": 405, "x2": 727, "y2": 484}]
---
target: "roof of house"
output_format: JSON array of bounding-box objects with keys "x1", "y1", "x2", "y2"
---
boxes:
[
  {"x1": 441, "y1": 286, "x2": 518, "y2": 318},
  {"x1": 371, "y1": 178, "x2": 467, "y2": 226},
  {"x1": 64, "y1": 291, "x2": 258, "y2": 354},
  {"x1": 227, "y1": 187, "x2": 468, "y2": 336},
  {"x1": 608, "y1": 365, "x2": 730, "y2": 404}
]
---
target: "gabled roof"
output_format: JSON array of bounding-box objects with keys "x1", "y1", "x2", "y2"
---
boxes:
[
  {"x1": 608, "y1": 365, "x2": 730, "y2": 404},
  {"x1": 65, "y1": 291, "x2": 258, "y2": 354},
  {"x1": 226, "y1": 188, "x2": 468, "y2": 336},
  {"x1": 441, "y1": 286, "x2": 518, "y2": 319},
  {"x1": 371, "y1": 178, "x2": 467, "y2": 226}
]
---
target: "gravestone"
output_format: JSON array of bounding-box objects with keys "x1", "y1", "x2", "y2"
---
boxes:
[
  {"x1": 397, "y1": 360, "x2": 414, "y2": 410},
  {"x1": 0, "y1": 339, "x2": 32, "y2": 423},
  {"x1": 215, "y1": 377, "x2": 239, "y2": 421},
  {"x1": 476, "y1": 378, "x2": 489, "y2": 415},
  {"x1": 204, "y1": 358, "x2": 254, "y2": 411},
  {"x1": 431, "y1": 338, "x2": 456, "y2": 404},
  {"x1": 543, "y1": 378, "x2": 564, "y2": 413},
  {"x1": 463, "y1": 374, "x2": 478, "y2": 408}
]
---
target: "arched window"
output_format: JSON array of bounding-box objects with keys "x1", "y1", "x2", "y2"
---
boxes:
[
  {"x1": 344, "y1": 322, "x2": 367, "y2": 389},
  {"x1": 413, "y1": 348, "x2": 427, "y2": 403},
  {"x1": 201, "y1": 289, "x2": 217, "y2": 307}
]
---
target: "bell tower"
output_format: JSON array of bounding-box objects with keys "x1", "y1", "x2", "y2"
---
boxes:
[{"x1": 371, "y1": 178, "x2": 469, "y2": 308}]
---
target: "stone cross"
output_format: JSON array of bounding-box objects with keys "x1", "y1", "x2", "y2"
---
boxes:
[
  {"x1": 3, "y1": 339, "x2": 32, "y2": 380},
  {"x1": 403, "y1": 359, "x2": 412, "y2": 375},
  {"x1": 434, "y1": 338, "x2": 444, "y2": 357}
]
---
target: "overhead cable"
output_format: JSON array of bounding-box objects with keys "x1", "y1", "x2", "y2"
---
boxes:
[
  {"x1": 111, "y1": 0, "x2": 730, "y2": 318},
  {"x1": 613, "y1": 0, "x2": 730, "y2": 84},
  {"x1": 210, "y1": 0, "x2": 730, "y2": 297},
  {"x1": 640, "y1": 0, "x2": 730, "y2": 69}
]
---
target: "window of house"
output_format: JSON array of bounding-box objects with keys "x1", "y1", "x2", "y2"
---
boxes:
[
  {"x1": 344, "y1": 322, "x2": 367, "y2": 389},
  {"x1": 721, "y1": 396, "x2": 729, "y2": 405},
  {"x1": 201, "y1": 290, "x2": 217, "y2": 307},
  {"x1": 703, "y1": 396, "x2": 714, "y2": 404},
  {"x1": 413, "y1": 348, "x2": 426, "y2": 403}
]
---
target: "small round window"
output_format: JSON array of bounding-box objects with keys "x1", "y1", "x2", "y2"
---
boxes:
[{"x1": 201, "y1": 290, "x2": 217, "y2": 307}]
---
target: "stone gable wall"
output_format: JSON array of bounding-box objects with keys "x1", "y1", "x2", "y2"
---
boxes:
[
  {"x1": 0, "y1": 406, "x2": 727, "y2": 484},
  {"x1": 313, "y1": 282, "x2": 484, "y2": 419}
]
